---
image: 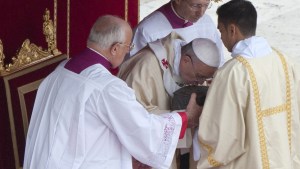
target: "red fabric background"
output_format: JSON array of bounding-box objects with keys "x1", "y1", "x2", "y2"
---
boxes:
[
  {"x1": 69, "y1": 0, "x2": 139, "y2": 56},
  {"x1": 0, "y1": 0, "x2": 139, "y2": 61},
  {"x1": 57, "y1": 0, "x2": 68, "y2": 55}
]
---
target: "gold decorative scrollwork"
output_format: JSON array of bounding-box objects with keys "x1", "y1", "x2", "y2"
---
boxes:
[
  {"x1": 0, "y1": 8, "x2": 61, "y2": 75},
  {"x1": 4, "y1": 39, "x2": 52, "y2": 73},
  {"x1": 43, "y1": 8, "x2": 61, "y2": 56}
]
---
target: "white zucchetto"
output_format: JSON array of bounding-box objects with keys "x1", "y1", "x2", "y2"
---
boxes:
[{"x1": 192, "y1": 38, "x2": 221, "y2": 67}]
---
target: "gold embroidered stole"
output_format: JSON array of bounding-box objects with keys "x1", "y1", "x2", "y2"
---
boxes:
[
  {"x1": 200, "y1": 49, "x2": 292, "y2": 168},
  {"x1": 235, "y1": 49, "x2": 291, "y2": 169}
]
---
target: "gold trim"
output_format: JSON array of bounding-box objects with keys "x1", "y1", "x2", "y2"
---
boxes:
[
  {"x1": 199, "y1": 51, "x2": 292, "y2": 169},
  {"x1": 275, "y1": 49, "x2": 292, "y2": 151},
  {"x1": 262, "y1": 104, "x2": 286, "y2": 116},
  {"x1": 125, "y1": 0, "x2": 128, "y2": 21},
  {"x1": 3, "y1": 54, "x2": 67, "y2": 169},
  {"x1": 54, "y1": 0, "x2": 57, "y2": 50},
  {"x1": 138, "y1": 0, "x2": 140, "y2": 22},
  {"x1": 236, "y1": 56, "x2": 269, "y2": 169},
  {"x1": 18, "y1": 79, "x2": 44, "y2": 137},
  {"x1": 4, "y1": 78, "x2": 20, "y2": 169},
  {"x1": 0, "y1": 8, "x2": 61, "y2": 75},
  {"x1": 0, "y1": 39, "x2": 5, "y2": 71},
  {"x1": 199, "y1": 141, "x2": 223, "y2": 167},
  {"x1": 67, "y1": 0, "x2": 70, "y2": 56},
  {"x1": 236, "y1": 50, "x2": 291, "y2": 169},
  {"x1": 43, "y1": 9, "x2": 61, "y2": 56},
  {"x1": 2, "y1": 39, "x2": 53, "y2": 75}
]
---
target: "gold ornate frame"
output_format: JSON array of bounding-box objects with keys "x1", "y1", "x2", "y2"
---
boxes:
[
  {"x1": 125, "y1": 0, "x2": 128, "y2": 21},
  {"x1": 0, "y1": 9, "x2": 61, "y2": 76}
]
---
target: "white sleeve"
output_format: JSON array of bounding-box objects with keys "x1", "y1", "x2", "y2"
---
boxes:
[{"x1": 99, "y1": 80, "x2": 183, "y2": 169}]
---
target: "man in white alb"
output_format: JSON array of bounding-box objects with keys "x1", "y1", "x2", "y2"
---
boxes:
[{"x1": 130, "y1": 0, "x2": 224, "y2": 66}]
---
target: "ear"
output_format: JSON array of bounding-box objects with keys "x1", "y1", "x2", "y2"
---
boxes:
[
  {"x1": 229, "y1": 23, "x2": 242, "y2": 39},
  {"x1": 228, "y1": 24, "x2": 236, "y2": 37},
  {"x1": 110, "y1": 43, "x2": 119, "y2": 56},
  {"x1": 182, "y1": 54, "x2": 192, "y2": 63}
]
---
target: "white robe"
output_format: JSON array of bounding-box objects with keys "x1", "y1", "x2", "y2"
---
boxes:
[
  {"x1": 23, "y1": 61, "x2": 184, "y2": 169},
  {"x1": 130, "y1": 7, "x2": 224, "y2": 66},
  {"x1": 197, "y1": 36, "x2": 300, "y2": 169}
]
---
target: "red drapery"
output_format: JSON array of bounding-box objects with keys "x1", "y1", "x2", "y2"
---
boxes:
[{"x1": 0, "y1": 0, "x2": 139, "y2": 62}]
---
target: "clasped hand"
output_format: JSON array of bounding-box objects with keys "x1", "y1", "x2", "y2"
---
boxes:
[{"x1": 186, "y1": 93, "x2": 203, "y2": 128}]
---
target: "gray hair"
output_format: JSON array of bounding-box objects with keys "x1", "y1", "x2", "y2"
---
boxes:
[{"x1": 87, "y1": 15, "x2": 126, "y2": 49}]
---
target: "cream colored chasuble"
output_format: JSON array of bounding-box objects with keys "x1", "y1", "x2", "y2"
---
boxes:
[
  {"x1": 197, "y1": 37, "x2": 300, "y2": 169},
  {"x1": 148, "y1": 33, "x2": 194, "y2": 149}
]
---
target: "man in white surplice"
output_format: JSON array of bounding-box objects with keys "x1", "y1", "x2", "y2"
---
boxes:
[
  {"x1": 130, "y1": 0, "x2": 225, "y2": 66},
  {"x1": 23, "y1": 15, "x2": 203, "y2": 169},
  {"x1": 197, "y1": 0, "x2": 300, "y2": 168}
]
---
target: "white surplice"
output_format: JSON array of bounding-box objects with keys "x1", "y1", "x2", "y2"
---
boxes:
[
  {"x1": 197, "y1": 36, "x2": 300, "y2": 169},
  {"x1": 23, "y1": 61, "x2": 184, "y2": 169},
  {"x1": 130, "y1": 4, "x2": 224, "y2": 66}
]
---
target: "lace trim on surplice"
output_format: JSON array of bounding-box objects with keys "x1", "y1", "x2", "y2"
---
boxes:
[{"x1": 148, "y1": 114, "x2": 177, "y2": 166}]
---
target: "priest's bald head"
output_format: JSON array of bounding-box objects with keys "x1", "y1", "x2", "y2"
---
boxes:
[
  {"x1": 87, "y1": 15, "x2": 133, "y2": 68},
  {"x1": 179, "y1": 38, "x2": 220, "y2": 85}
]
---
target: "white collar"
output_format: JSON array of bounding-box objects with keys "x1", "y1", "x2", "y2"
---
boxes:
[{"x1": 231, "y1": 36, "x2": 272, "y2": 58}]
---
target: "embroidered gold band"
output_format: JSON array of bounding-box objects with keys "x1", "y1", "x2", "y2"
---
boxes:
[{"x1": 236, "y1": 49, "x2": 291, "y2": 169}]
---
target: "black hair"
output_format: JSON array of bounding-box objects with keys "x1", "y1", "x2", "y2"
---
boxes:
[{"x1": 217, "y1": 0, "x2": 257, "y2": 36}]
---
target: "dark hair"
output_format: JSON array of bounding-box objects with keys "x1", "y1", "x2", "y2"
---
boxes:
[{"x1": 216, "y1": 0, "x2": 257, "y2": 36}]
